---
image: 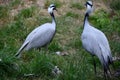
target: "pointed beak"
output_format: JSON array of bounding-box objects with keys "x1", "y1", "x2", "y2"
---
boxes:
[
  {"x1": 84, "y1": 2, "x2": 87, "y2": 7},
  {"x1": 54, "y1": 7, "x2": 57, "y2": 11}
]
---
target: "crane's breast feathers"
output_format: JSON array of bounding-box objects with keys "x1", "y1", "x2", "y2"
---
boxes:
[
  {"x1": 24, "y1": 23, "x2": 55, "y2": 48},
  {"x1": 81, "y1": 32, "x2": 111, "y2": 56},
  {"x1": 25, "y1": 23, "x2": 55, "y2": 41}
]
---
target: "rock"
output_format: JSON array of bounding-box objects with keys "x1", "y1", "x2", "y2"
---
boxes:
[
  {"x1": 52, "y1": 66, "x2": 62, "y2": 76},
  {"x1": 55, "y1": 51, "x2": 69, "y2": 56}
]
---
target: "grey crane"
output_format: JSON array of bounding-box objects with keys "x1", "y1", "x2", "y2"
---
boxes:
[
  {"x1": 15, "y1": 4, "x2": 57, "y2": 58},
  {"x1": 81, "y1": 1, "x2": 113, "y2": 77}
]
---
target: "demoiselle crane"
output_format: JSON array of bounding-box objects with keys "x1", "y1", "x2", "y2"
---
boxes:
[
  {"x1": 81, "y1": 1, "x2": 113, "y2": 77},
  {"x1": 15, "y1": 4, "x2": 57, "y2": 57}
]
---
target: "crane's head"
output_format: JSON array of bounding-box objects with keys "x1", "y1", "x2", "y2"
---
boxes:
[
  {"x1": 85, "y1": 1, "x2": 93, "y2": 15},
  {"x1": 48, "y1": 4, "x2": 57, "y2": 14}
]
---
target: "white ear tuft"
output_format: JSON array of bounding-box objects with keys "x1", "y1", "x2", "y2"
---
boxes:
[
  {"x1": 48, "y1": 4, "x2": 55, "y2": 14},
  {"x1": 87, "y1": 1, "x2": 92, "y2": 6},
  {"x1": 86, "y1": 1, "x2": 93, "y2": 14}
]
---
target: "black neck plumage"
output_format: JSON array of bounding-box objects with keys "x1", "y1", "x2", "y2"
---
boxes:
[
  {"x1": 83, "y1": 13, "x2": 89, "y2": 28},
  {"x1": 50, "y1": 13, "x2": 56, "y2": 23}
]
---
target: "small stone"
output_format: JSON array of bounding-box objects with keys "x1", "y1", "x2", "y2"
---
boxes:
[
  {"x1": 55, "y1": 51, "x2": 69, "y2": 56},
  {"x1": 52, "y1": 66, "x2": 62, "y2": 76},
  {"x1": 56, "y1": 51, "x2": 61, "y2": 55},
  {"x1": 0, "y1": 58, "x2": 2, "y2": 62}
]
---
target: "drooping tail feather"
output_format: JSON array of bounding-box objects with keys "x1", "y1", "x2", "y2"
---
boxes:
[
  {"x1": 99, "y1": 44, "x2": 112, "y2": 64},
  {"x1": 15, "y1": 41, "x2": 29, "y2": 58},
  {"x1": 108, "y1": 52, "x2": 113, "y2": 64},
  {"x1": 98, "y1": 44, "x2": 113, "y2": 76}
]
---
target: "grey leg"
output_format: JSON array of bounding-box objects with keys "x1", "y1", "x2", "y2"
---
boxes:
[{"x1": 92, "y1": 56, "x2": 97, "y2": 75}]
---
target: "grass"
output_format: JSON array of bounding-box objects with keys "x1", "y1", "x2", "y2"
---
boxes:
[
  {"x1": 70, "y1": 3, "x2": 84, "y2": 10},
  {"x1": 65, "y1": 12, "x2": 79, "y2": 19},
  {"x1": 0, "y1": 52, "x2": 18, "y2": 79},
  {"x1": 44, "y1": 0, "x2": 62, "y2": 9},
  {"x1": 0, "y1": 5, "x2": 9, "y2": 19},
  {"x1": 0, "y1": 0, "x2": 120, "y2": 80},
  {"x1": 106, "y1": 0, "x2": 120, "y2": 10},
  {"x1": 17, "y1": 7, "x2": 35, "y2": 19},
  {"x1": 10, "y1": 0, "x2": 21, "y2": 8}
]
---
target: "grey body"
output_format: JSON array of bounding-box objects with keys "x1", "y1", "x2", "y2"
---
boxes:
[
  {"x1": 81, "y1": 19, "x2": 112, "y2": 66},
  {"x1": 81, "y1": 1, "x2": 112, "y2": 77},
  {"x1": 15, "y1": 4, "x2": 56, "y2": 57},
  {"x1": 24, "y1": 23, "x2": 55, "y2": 50}
]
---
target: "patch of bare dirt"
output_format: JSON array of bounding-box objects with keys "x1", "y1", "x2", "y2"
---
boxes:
[
  {"x1": 10, "y1": 0, "x2": 34, "y2": 16},
  {"x1": 9, "y1": 0, "x2": 110, "y2": 18},
  {"x1": 0, "y1": 0, "x2": 11, "y2": 5},
  {"x1": 36, "y1": 0, "x2": 45, "y2": 7}
]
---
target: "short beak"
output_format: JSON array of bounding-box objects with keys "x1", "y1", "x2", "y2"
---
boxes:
[
  {"x1": 53, "y1": 7, "x2": 57, "y2": 11},
  {"x1": 84, "y1": 3, "x2": 86, "y2": 6}
]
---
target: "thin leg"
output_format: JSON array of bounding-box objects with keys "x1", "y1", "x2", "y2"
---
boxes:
[
  {"x1": 108, "y1": 66, "x2": 112, "y2": 77},
  {"x1": 92, "y1": 56, "x2": 97, "y2": 75},
  {"x1": 104, "y1": 68, "x2": 107, "y2": 80},
  {"x1": 111, "y1": 61, "x2": 115, "y2": 71},
  {"x1": 38, "y1": 48, "x2": 41, "y2": 52},
  {"x1": 44, "y1": 45, "x2": 48, "y2": 53},
  {"x1": 104, "y1": 70, "x2": 106, "y2": 79},
  {"x1": 45, "y1": 45, "x2": 48, "y2": 51}
]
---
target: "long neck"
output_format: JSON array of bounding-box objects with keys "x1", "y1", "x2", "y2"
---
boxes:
[
  {"x1": 83, "y1": 13, "x2": 89, "y2": 28},
  {"x1": 50, "y1": 13, "x2": 56, "y2": 26}
]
